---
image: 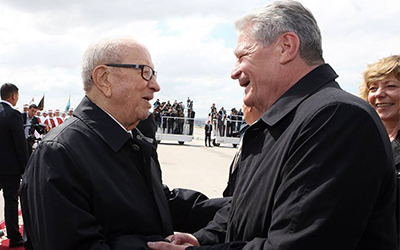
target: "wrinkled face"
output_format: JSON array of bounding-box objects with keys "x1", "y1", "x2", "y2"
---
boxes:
[
  {"x1": 28, "y1": 107, "x2": 37, "y2": 118},
  {"x1": 231, "y1": 28, "x2": 282, "y2": 113},
  {"x1": 108, "y1": 45, "x2": 160, "y2": 128},
  {"x1": 368, "y1": 74, "x2": 400, "y2": 124}
]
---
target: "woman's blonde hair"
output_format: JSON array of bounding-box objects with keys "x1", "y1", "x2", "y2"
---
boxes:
[{"x1": 359, "y1": 55, "x2": 400, "y2": 100}]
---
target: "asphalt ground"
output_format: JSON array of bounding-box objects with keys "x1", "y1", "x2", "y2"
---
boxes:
[{"x1": 158, "y1": 126, "x2": 237, "y2": 198}]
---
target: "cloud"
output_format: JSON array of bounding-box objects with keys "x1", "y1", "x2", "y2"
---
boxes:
[{"x1": 0, "y1": 0, "x2": 399, "y2": 117}]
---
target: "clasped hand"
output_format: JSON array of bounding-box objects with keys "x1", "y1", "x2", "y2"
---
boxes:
[{"x1": 147, "y1": 232, "x2": 199, "y2": 250}]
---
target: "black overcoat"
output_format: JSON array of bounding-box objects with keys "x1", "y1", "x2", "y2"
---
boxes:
[
  {"x1": 21, "y1": 96, "x2": 174, "y2": 250},
  {"x1": 193, "y1": 64, "x2": 398, "y2": 250}
]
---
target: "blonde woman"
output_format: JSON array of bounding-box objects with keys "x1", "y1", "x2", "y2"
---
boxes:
[{"x1": 359, "y1": 55, "x2": 400, "y2": 243}]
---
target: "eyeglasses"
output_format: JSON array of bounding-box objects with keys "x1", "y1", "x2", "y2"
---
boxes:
[{"x1": 105, "y1": 64, "x2": 157, "y2": 81}]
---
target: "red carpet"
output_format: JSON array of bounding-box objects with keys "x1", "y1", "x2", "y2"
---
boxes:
[{"x1": 0, "y1": 210, "x2": 24, "y2": 249}]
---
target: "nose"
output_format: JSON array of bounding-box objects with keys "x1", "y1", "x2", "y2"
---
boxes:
[
  {"x1": 375, "y1": 86, "x2": 386, "y2": 98},
  {"x1": 149, "y1": 78, "x2": 161, "y2": 92},
  {"x1": 231, "y1": 62, "x2": 241, "y2": 80}
]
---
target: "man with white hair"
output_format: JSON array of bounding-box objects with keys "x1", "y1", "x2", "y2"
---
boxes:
[
  {"x1": 148, "y1": 1, "x2": 397, "y2": 250},
  {"x1": 20, "y1": 37, "x2": 171, "y2": 250}
]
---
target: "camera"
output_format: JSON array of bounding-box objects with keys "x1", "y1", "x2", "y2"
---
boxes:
[{"x1": 27, "y1": 123, "x2": 46, "y2": 143}]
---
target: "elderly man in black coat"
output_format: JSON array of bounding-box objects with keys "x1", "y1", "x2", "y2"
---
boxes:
[
  {"x1": 21, "y1": 37, "x2": 229, "y2": 250},
  {"x1": 20, "y1": 38, "x2": 171, "y2": 250}
]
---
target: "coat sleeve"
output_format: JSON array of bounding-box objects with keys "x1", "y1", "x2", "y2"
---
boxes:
[
  {"x1": 165, "y1": 185, "x2": 231, "y2": 234},
  {"x1": 20, "y1": 141, "x2": 166, "y2": 250},
  {"x1": 193, "y1": 201, "x2": 231, "y2": 245},
  {"x1": 190, "y1": 104, "x2": 397, "y2": 250}
]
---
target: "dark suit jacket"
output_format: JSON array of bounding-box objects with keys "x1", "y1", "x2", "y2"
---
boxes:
[
  {"x1": 0, "y1": 102, "x2": 28, "y2": 174},
  {"x1": 189, "y1": 111, "x2": 195, "y2": 120},
  {"x1": 20, "y1": 96, "x2": 173, "y2": 250},
  {"x1": 205, "y1": 124, "x2": 212, "y2": 135}
]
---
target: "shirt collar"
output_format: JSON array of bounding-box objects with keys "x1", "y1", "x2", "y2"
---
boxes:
[
  {"x1": 0, "y1": 100, "x2": 14, "y2": 108},
  {"x1": 260, "y1": 64, "x2": 338, "y2": 126}
]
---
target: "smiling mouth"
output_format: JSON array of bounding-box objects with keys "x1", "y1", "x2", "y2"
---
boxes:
[
  {"x1": 143, "y1": 96, "x2": 152, "y2": 102},
  {"x1": 240, "y1": 81, "x2": 250, "y2": 87},
  {"x1": 376, "y1": 103, "x2": 394, "y2": 107}
]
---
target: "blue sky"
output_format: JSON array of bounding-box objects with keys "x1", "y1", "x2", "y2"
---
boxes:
[{"x1": 0, "y1": 0, "x2": 399, "y2": 118}]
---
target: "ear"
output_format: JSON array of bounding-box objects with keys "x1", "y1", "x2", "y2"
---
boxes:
[
  {"x1": 92, "y1": 65, "x2": 112, "y2": 97},
  {"x1": 278, "y1": 32, "x2": 300, "y2": 64}
]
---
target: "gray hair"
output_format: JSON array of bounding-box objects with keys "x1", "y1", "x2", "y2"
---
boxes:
[
  {"x1": 235, "y1": 0, "x2": 324, "y2": 66},
  {"x1": 81, "y1": 38, "x2": 128, "y2": 92}
]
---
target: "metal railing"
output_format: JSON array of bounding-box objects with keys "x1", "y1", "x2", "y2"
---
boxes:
[
  {"x1": 211, "y1": 116, "x2": 243, "y2": 138},
  {"x1": 155, "y1": 116, "x2": 195, "y2": 136}
]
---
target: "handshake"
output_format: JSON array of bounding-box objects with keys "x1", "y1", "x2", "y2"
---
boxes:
[{"x1": 148, "y1": 233, "x2": 199, "y2": 250}]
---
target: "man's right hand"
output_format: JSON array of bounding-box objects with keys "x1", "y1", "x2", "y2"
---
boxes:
[{"x1": 170, "y1": 232, "x2": 199, "y2": 246}]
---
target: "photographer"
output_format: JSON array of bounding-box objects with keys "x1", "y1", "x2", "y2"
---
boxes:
[{"x1": 23, "y1": 104, "x2": 44, "y2": 155}]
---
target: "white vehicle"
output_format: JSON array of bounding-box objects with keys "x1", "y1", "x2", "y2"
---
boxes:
[
  {"x1": 211, "y1": 116, "x2": 242, "y2": 148},
  {"x1": 155, "y1": 116, "x2": 194, "y2": 145}
]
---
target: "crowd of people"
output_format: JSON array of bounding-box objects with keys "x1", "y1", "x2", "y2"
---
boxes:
[
  {"x1": 24, "y1": 105, "x2": 74, "y2": 132},
  {"x1": 208, "y1": 103, "x2": 244, "y2": 137},
  {"x1": 153, "y1": 98, "x2": 196, "y2": 135},
  {"x1": 0, "y1": 1, "x2": 399, "y2": 249},
  {"x1": 152, "y1": 98, "x2": 247, "y2": 138}
]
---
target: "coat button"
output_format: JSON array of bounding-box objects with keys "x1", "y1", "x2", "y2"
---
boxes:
[{"x1": 131, "y1": 144, "x2": 140, "y2": 151}]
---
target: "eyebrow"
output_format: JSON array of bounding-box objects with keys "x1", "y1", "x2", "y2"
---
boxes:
[
  {"x1": 234, "y1": 45, "x2": 247, "y2": 58},
  {"x1": 233, "y1": 47, "x2": 240, "y2": 58},
  {"x1": 384, "y1": 79, "x2": 400, "y2": 84},
  {"x1": 374, "y1": 79, "x2": 400, "y2": 84},
  {"x1": 234, "y1": 43, "x2": 258, "y2": 59}
]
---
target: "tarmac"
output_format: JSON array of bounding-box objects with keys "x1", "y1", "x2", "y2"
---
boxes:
[
  {"x1": 0, "y1": 126, "x2": 237, "y2": 223},
  {"x1": 158, "y1": 126, "x2": 237, "y2": 198}
]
